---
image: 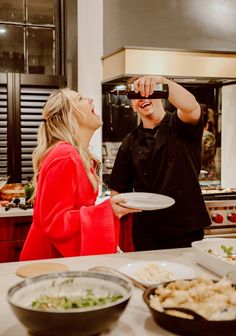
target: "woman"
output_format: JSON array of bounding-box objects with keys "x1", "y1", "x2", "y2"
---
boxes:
[{"x1": 20, "y1": 88, "x2": 138, "y2": 261}]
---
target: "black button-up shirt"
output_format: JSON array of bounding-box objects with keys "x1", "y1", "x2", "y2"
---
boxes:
[{"x1": 109, "y1": 111, "x2": 211, "y2": 248}]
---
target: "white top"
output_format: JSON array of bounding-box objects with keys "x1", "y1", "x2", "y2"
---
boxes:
[{"x1": 0, "y1": 248, "x2": 218, "y2": 336}]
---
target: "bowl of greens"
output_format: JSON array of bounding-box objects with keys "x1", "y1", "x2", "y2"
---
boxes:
[
  {"x1": 7, "y1": 270, "x2": 133, "y2": 336},
  {"x1": 192, "y1": 238, "x2": 236, "y2": 277}
]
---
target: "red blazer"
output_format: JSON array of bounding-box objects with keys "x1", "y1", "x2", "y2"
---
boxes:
[{"x1": 20, "y1": 142, "x2": 120, "y2": 261}]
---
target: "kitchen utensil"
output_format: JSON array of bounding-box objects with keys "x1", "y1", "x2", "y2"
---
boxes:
[
  {"x1": 88, "y1": 265, "x2": 148, "y2": 291},
  {"x1": 160, "y1": 306, "x2": 205, "y2": 320}
]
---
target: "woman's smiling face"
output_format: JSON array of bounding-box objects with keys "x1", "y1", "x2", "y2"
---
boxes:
[{"x1": 69, "y1": 90, "x2": 102, "y2": 130}]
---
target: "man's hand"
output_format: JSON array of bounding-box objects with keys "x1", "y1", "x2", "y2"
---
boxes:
[
  {"x1": 133, "y1": 76, "x2": 164, "y2": 98},
  {"x1": 133, "y1": 75, "x2": 201, "y2": 125}
]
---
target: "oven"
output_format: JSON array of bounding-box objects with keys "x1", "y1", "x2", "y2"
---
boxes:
[{"x1": 203, "y1": 192, "x2": 236, "y2": 238}]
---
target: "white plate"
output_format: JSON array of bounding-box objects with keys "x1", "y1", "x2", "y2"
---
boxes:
[
  {"x1": 113, "y1": 192, "x2": 175, "y2": 211},
  {"x1": 192, "y1": 238, "x2": 236, "y2": 277},
  {"x1": 119, "y1": 261, "x2": 196, "y2": 286}
]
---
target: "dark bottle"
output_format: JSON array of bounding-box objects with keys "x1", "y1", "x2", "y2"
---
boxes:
[{"x1": 110, "y1": 83, "x2": 169, "y2": 99}]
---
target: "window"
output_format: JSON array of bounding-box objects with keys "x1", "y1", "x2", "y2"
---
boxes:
[
  {"x1": 0, "y1": 0, "x2": 59, "y2": 75},
  {"x1": 0, "y1": 0, "x2": 77, "y2": 182}
]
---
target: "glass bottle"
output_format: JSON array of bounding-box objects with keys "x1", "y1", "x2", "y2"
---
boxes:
[{"x1": 110, "y1": 83, "x2": 169, "y2": 99}]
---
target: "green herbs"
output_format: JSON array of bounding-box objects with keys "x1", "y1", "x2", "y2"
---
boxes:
[
  {"x1": 206, "y1": 245, "x2": 236, "y2": 263},
  {"x1": 221, "y1": 245, "x2": 234, "y2": 257},
  {"x1": 31, "y1": 289, "x2": 123, "y2": 311}
]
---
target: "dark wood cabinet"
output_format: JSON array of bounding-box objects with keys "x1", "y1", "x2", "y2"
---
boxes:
[{"x1": 0, "y1": 216, "x2": 32, "y2": 262}]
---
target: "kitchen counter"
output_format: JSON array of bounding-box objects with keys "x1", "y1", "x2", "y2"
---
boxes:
[
  {"x1": 0, "y1": 207, "x2": 33, "y2": 218},
  {"x1": 0, "y1": 247, "x2": 219, "y2": 336},
  {"x1": 0, "y1": 194, "x2": 108, "y2": 217}
]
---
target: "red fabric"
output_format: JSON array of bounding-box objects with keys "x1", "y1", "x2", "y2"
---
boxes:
[
  {"x1": 119, "y1": 214, "x2": 135, "y2": 252},
  {"x1": 20, "y1": 142, "x2": 120, "y2": 261}
]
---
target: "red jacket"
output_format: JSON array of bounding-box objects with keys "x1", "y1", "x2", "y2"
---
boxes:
[{"x1": 20, "y1": 142, "x2": 120, "y2": 261}]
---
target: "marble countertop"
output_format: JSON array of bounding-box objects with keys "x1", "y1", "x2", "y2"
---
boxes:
[
  {"x1": 0, "y1": 193, "x2": 108, "y2": 218},
  {"x1": 0, "y1": 207, "x2": 33, "y2": 218},
  {"x1": 0, "y1": 247, "x2": 219, "y2": 336}
]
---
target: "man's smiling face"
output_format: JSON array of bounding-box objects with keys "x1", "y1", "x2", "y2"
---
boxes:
[{"x1": 131, "y1": 98, "x2": 160, "y2": 117}]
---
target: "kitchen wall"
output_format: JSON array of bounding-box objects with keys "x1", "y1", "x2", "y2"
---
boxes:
[
  {"x1": 77, "y1": 0, "x2": 103, "y2": 159},
  {"x1": 222, "y1": 85, "x2": 236, "y2": 188},
  {"x1": 103, "y1": 0, "x2": 236, "y2": 56}
]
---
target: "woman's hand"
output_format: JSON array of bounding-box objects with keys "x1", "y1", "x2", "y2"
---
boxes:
[{"x1": 110, "y1": 196, "x2": 141, "y2": 219}]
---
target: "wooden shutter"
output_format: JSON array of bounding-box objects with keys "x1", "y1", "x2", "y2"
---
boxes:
[
  {"x1": 20, "y1": 87, "x2": 55, "y2": 180},
  {"x1": 0, "y1": 75, "x2": 7, "y2": 176},
  {"x1": 0, "y1": 73, "x2": 66, "y2": 182}
]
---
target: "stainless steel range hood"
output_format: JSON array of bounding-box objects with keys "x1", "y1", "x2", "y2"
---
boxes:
[{"x1": 102, "y1": 48, "x2": 236, "y2": 84}]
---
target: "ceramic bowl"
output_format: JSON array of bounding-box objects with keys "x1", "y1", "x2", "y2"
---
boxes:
[
  {"x1": 191, "y1": 238, "x2": 236, "y2": 277},
  {"x1": 7, "y1": 270, "x2": 133, "y2": 336}
]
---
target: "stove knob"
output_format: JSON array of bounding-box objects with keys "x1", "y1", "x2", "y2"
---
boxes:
[
  {"x1": 227, "y1": 213, "x2": 236, "y2": 223},
  {"x1": 211, "y1": 214, "x2": 224, "y2": 224}
]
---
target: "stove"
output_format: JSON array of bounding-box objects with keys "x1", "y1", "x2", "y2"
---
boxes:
[{"x1": 203, "y1": 192, "x2": 236, "y2": 238}]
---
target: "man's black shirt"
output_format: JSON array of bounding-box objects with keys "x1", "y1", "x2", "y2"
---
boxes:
[{"x1": 109, "y1": 111, "x2": 211, "y2": 250}]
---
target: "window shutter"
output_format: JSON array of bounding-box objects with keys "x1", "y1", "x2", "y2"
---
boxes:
[
  {"x1": 20, "y1": 87, "x2": 55, "y2": 180},
  {"x1": 0, "y1": 85, "x2": 7, "y2": 175}
]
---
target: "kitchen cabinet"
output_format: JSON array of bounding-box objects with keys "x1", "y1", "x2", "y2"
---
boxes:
[{"x1": 0, "y1": 214, "x2": 32, "y2": 262}]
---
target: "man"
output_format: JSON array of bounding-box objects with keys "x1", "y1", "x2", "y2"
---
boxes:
[{"x1": 109, "y1": 75, "x2": 211, "y2": 251}]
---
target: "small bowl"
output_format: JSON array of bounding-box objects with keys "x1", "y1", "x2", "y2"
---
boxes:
[{"x1": 7, "y1": 270, "x2": 133, "y2": 336}]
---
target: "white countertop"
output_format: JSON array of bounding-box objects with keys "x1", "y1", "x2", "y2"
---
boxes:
[
  {"x1": 0, "y1": 207, "x2": 33, "y2": 218},
  {"x1": 0, "y1": 194, "x2": 108, "y2": 217},
  {"x1": 0, "y1": 247, "x2": 219, "y2": 336}
]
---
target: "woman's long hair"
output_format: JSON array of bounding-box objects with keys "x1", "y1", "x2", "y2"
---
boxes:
[{"x1": 32, "y1": 87, "x2": 99, "y2": 197}]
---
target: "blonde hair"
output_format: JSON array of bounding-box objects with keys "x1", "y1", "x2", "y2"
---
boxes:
[{"x1": 32, "y1": 87, "x2": 99, "y2": 197}]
